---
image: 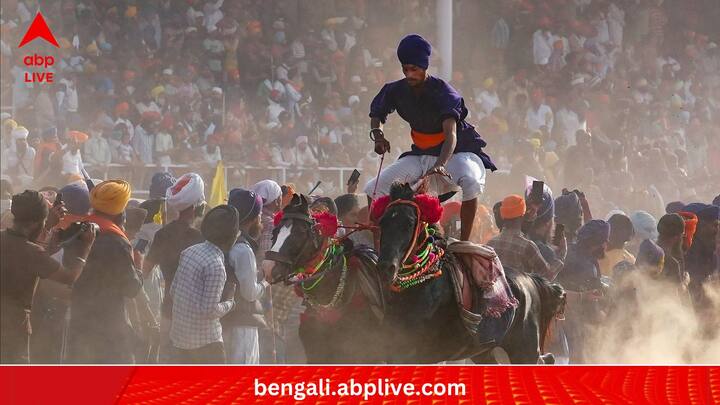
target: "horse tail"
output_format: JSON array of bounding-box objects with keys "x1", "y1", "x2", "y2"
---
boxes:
[{"x1": 528, "y1": 273, "x2": 566, "y2": 353}]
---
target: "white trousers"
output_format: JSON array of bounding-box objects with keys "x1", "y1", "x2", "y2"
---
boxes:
[
  {"x1": 223, "y1": 326, "x2": 259, "y2": 364},
  {"x1": 363, "y1": 152, "x2": 486, "y2": 201}
]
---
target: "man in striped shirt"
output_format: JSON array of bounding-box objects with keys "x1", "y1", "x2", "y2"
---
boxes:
[{"x1": 169, "y1": 205, "x2": 239, "y2": 364}]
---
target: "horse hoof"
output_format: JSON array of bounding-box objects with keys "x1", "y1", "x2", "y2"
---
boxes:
[
  {"x1": 539, "y1": 353, "x2": 555, "y2": 364},
  {"x1": 491, "y1": 347, "x2": 511, "y2": 364}
]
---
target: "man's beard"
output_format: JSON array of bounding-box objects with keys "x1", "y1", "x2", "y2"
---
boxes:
[{"x1": 248, "y1": 222, "x2": 262, "y2": 239}]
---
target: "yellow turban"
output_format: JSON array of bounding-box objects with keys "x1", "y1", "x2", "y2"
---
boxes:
[
  {"x1": 150, "y1": 85, "x2": 165, "y2": 99},
  {"x1": 91, "y1": 180, "x2": 131, "y2": 215},
  {"x1": 3, "y1": 118, "x2": 18, "y2": 130},
  {"x1": 483, "y1": 77, "x2": 495, "y2": 88}
]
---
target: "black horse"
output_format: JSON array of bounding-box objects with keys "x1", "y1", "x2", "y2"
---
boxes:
[
  {"x1": 376, "y1": 183, "x2": 565, "y2": 364},
  {"x1": 263, "y1": 194, "x2": 386, "y2": 363}
]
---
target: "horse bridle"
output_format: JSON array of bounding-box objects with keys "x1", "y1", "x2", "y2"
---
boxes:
[
  {"x1": 382, "y1": 199, "x2": 427, "y2": 267},
  {"x1": 265, "y1": 212, "x2": 325, "y2": 284}
]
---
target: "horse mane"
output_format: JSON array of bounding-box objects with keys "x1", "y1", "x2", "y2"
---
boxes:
[
  {"x1": 389, "y1": 182, "x2": 414, "y2": 201},
  {"x1": 285, "y1": 193, "x2": 309, "y2": 214}
]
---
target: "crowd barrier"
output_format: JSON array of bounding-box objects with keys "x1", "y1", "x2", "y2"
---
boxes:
[{"x1": 83, "y1": 163, "x2": 361, "y2": 198}]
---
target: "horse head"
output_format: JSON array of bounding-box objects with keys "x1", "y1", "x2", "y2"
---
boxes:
[
  {"x1": 373, "y1": 183, "x2": 448, "y2": 281},
  {"x1": 262, "y1": 193, "x2": 339, "y2": 285}
]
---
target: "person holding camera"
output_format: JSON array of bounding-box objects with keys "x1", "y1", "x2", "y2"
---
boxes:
[
  {"x1": 67, "y1": 180, "x2": 144, "y2": 363},
  {"x1": 0, "y1": 190, "x2": 95, "y2": 363}
]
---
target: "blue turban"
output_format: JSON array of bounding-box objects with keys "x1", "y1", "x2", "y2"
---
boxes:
[
  {"x1": 665, "y1": 201, "x2": 685, "y2": 214},
  {"x1": 554, "y1": 192, "x2": 582, "y2": 229},
  {"x1": 59, "y1": 182, "x2": 91, "y2": 216},
  {"x1": 525, "y1": 188, "x2": 554, "y2": 224},
  {"x1": 228, "y1": 188, "x2": 262, "y2": 224},
  {"x1": 577, "y1": 219, "x2": 610, "y2": 247},
  {"x1": 630, "y1": 211, "x2": 658, "y2": 241},
  {"x1": 683, "y1": 203, "x2": 720, "y2": 223},
  {"x1": 149, "y1": 172, "x2": 176, "y2": 200},
  {"x1": 397, "y1": 34, "x2": 431, "y2": 70}
]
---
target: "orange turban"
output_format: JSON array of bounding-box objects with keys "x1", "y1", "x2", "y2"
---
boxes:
[
  {"x1": 678, "y1": 212, "x2": 698, "y2": 250},
  {"x1": 500, "y1": 195, "x2": 526, "y2": 220},
  {"x1": 115, "y1": 102, "x2": 130, "y2": 115},
  {"x1": 90, "y1": 180, "x2": 131, "y2": 215},
  {"x1": 69, "y1": 130, "x2": 89, "y2": 143}
]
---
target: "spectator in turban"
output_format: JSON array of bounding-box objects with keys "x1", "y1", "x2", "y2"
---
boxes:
[
  {"x1": 656, "y1": 213, "x2": 687, "y2": 286},
  {"x1": 555, "y1": 219, "x2": 609, "y2": 364},
  {"x1": 144, "y1": 173, "x2": 206, "y2": 361},
  {"x1": 223, "y1": 188, "x2": 269, "y2": 364},
  {"x1": 488, "y1": 194, "x2": 562, "y2": 280},
  {"x1": 682, "y1": 203, "x2": 719, "y2": 307},
  {"x1": 598, "y1": 214, "x2": 636, "y2": 277},
  {"x1": 555, "y1": 191, "x2": 583, "y2": 243},
  {"x1": 628, "y1": 211, "x2": 658, "y2": 257},
  {"x1": 68, "y1": 180, "x2": 143, "y2": 363},
  {"x1": 56, "y1": 182, "x2": 91, "y2": 229},
  {"x1": 525, "y1": 186, "x2": 567, "y2": 268}
]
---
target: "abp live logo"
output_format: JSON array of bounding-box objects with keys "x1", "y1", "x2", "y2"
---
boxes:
[{"x1": 18, "y1": 12, "x2": 59, "y2": 83}]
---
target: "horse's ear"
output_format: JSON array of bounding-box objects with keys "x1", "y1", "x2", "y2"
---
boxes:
[
  {"x1": 438, "y1": 191, "x2": 457, "y2": 203},
  {"x1": 299, "y1": 194, "x2": 309, "y2": 212},
  {"x1": 390, "y1": 182, "x2": 415, "y2": 201}
]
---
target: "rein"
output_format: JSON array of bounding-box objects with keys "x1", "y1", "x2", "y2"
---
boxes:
[
  {"x1": 383, "y1": 199, "x2": 445, "y2": 292},
  {"x1": 269, "y1": 212, "x2": 352, "y2": 309}
]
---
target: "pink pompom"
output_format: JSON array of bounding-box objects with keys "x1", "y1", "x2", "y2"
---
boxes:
[
  {"x1": 273, "y1": 210, "x2": 284, "y2": 227},
  {"x1": 312, "y1": 211, "x2": 339, "y2": 237},
  {"x1": 369, "y1": 195, "x2": 392, "y2": 222}
]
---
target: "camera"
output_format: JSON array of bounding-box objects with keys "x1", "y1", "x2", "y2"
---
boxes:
[{"x1": 58, "y1": 221, "x2": 99, "y2": 245}]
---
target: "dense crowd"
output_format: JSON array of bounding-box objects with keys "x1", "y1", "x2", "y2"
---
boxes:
[{"x1": 0, "y1": 0, "x2": 719, "y2": 364}]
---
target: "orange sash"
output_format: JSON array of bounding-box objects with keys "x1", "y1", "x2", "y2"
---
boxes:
[
  {"x1": 85, "y1": 213, "x2": 129, "y2": 242},
  {"x1": 410, "y1": 129, "x2": 445, "y2": 149}
]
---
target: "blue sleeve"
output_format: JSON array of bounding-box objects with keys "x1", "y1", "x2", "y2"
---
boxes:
[
  {"x1": 434, "y1": 80, "x2": 465, "y2": 122},
  {"x1": 369, "y1": 83, "x2": 396, "y2": 123}
]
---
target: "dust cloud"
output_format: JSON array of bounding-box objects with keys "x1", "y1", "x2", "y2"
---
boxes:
[{"x1": 584, "y1": 273, "x2": 720, "y2": 364}]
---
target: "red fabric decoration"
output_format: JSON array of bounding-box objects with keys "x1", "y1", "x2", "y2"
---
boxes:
[
  {"x1": 312, "y1": 211, "x2": 338, "y2": 237},
  {"x1": 273, "y1": 210, "x2": 284, "y2": 227},
  {"x1": 370, "y1": 195, "x2": 392, "y2": 222},
  {"x1": 369, "y1": 194, "x2": 444, "y2": 224},
  {"x1": 415, "y1": 194, "x2": 443, "y2": 224}
]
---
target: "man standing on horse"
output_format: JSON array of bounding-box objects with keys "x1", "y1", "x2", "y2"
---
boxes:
[{"x1": 364, "y1": 34, "x2": 496, "y2": 241}]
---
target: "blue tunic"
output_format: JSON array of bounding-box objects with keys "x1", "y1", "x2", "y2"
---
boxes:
[{"x1": 369, "y1": 76, "x2": 497, "y2": 171}]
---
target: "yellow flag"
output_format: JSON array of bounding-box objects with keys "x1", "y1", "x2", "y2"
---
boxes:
[{"x1": 208, "y1": 160, "x2": 227, "y2": 208}]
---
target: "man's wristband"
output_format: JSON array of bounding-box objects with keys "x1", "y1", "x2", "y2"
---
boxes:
[{"x1": 369, "y1": 128, "x2": 384, "y2": 141}]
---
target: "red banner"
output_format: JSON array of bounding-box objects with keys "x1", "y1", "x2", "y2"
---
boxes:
[{"x1": 2, "y1": 366, "x2": 718, "y2": 404}]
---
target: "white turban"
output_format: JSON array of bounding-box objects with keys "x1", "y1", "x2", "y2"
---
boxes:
[
  {"x1": 251, "y1": 180, "x2": 282, "y2": 206},
  {"x1": 11, "y1": 126, "x2": 29, "y2": 141},
  {"x1": 166, "y1": 173, "x2": 205, "y2": 217}
]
